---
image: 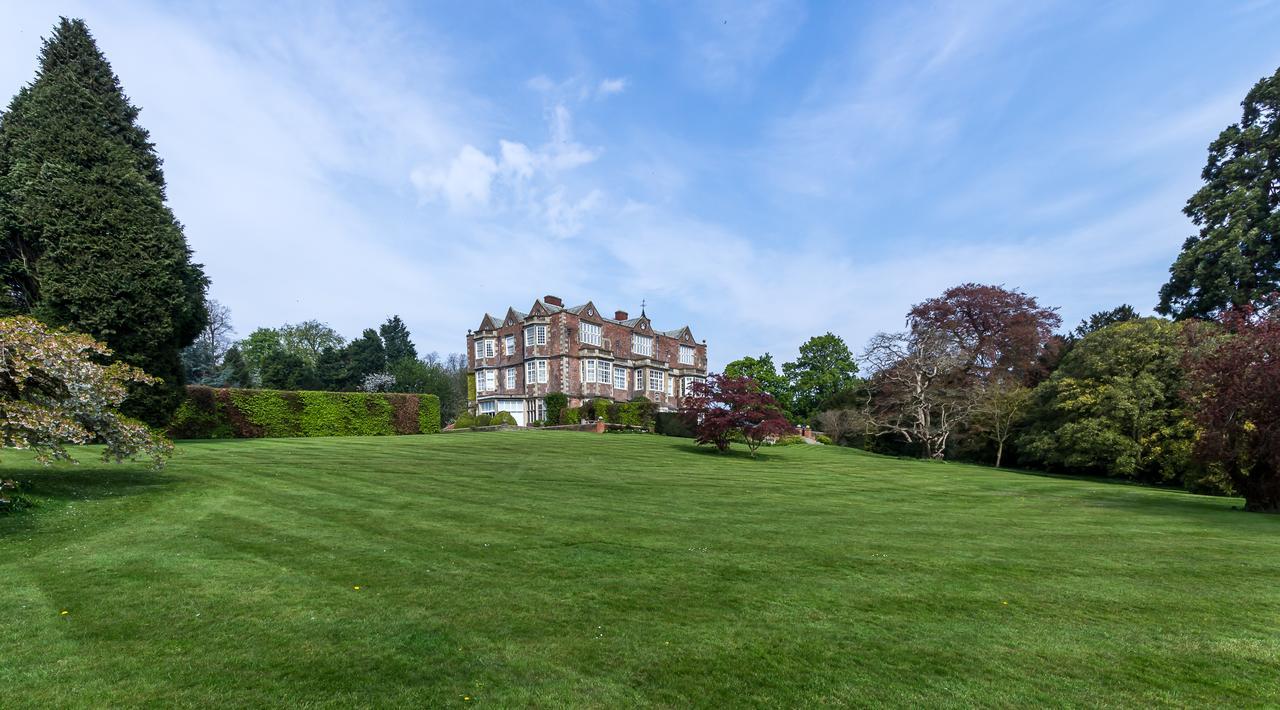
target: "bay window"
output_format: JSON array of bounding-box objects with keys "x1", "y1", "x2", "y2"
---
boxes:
[{"x1": 524, "y1": 324, "x2": 547, "y2": 347}]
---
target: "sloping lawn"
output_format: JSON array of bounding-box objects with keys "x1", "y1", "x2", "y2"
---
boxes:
[{"x1": 1, "y1": 431, "x2": 1277, "y2": 707}]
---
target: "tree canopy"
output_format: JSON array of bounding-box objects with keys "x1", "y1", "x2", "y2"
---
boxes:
[
  {"x1": 782, "y1": 333, "x2": 859, "y2": 418},
  {"x1": 1159, "y1": 66, "x2": 1280, "y2": 319}
]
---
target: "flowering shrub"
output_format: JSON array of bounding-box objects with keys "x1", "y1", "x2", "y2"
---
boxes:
[
  {"x1": 359, "y1": 372, "x2": 397, "y2": 393},
  {"x1": 0, "y1": 317, "x2": 172, "y2": 468}
]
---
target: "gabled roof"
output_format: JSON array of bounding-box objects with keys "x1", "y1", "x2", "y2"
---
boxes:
[
  {"x1": 503, "y1": 307, "x2": 526, "y2": 326},
  {"x1": 527, "y1": 299, "x2": 562, "y2": 318},
  {"x1": 476, "y1": 313, "x2": 500, "y2": 331},
  {"x1": 660, "y1": 326, "x2": 695, "y2": 341},
  {"x1": 565, "y1": 301, "x2": 601, "y2": 319}
]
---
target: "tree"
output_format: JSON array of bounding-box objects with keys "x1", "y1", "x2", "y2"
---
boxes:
[
  {"x1": 279, "y1": 321, "x2": 344, "y2": 366},
  {"x1": 181, "y1": 299, "x2": 234, "y2": 384},
  {"x1": 907, "y1": 283, "x2": 1061, "y2": 383},
  {"x1": 237, "y1": 328, "x2": 284, "y2": 383},
  {"x1": 220, "y1": 345, "x2": 253, "y2": 388},
  {"x1": 1073, "y1": 304, "x2": 1140, "y2": 339},
  {"x1": 0, "y1": 316, "x2": 171, "y2": 467},
  {"x1": 344, "y1": 329, "x2": 386, "y2": 382},
  {"x1": 1183, "y1": 308, "x2": 1280, "y2": 512},
  {"x1": 1019, "y1": 318, "x2": 1198, "y2": 484},
  {"x1": 724, "y1": 353, "x2": 792, "y2": 413},
  {"x1": 1159, "y1": 66, "x2": 1280, "y2": 319},
  {"x1": 861, "y1": 329, "x2": 975, "y2": 460},
  {"x1": 359, "y1": 372, "x2": 396, "y2": 393},
  {"x1": 544, "y1": 392, "x2": 569, "y2": 426},
  {"x1": 379, "y1": 315, "x2": 417, "y2": 364},
  {"x1": 259, "y1": 350, "x2": 317, "y2": 391},
  {"x1": 680, "y1": 374, "x2": 792, "y2": 457},
  {"x1": 0, "y1": 18, "x2": 208, "y2": 424},
  {"x1": 782, "y1": 333, "x2": 859, "y2": 418},
  {"x1": 971, "y1": 379, "x2": 1032, "y2": 467}
]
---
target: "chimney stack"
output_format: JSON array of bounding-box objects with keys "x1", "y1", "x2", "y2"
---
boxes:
[
  {"x1": 544, "y1": 295, "x2": 563, "y2": 306},
  {"x1": 614, "y1": 310, "x2": 628, "y2": 321}
]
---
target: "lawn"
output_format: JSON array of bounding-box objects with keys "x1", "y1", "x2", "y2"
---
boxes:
[{"x1": 2, "y1": 431, "x2": 1278, "y2": 707}]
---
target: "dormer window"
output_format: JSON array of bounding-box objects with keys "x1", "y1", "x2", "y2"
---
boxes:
[
  {"x1": 632, "y1": 334, "x2": 653, "y2": 357},
  {"x1": 580, "y1": 322, "x2": 601, "y2": 347},
  {"x1": 679, "y1": 345, "x2": 695, "y2": 365}
]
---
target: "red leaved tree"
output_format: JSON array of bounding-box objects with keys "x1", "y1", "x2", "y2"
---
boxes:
[
  {"x1": 1184, "y1": 307, "x2": 1280, "y2": 512},
  {"x1": 680, "y1": 374, "x2": 792, "y2": 457}
]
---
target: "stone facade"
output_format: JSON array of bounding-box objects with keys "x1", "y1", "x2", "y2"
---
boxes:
[{"x1": 466, "y1": 295, "x2": 708, "y2": 425}]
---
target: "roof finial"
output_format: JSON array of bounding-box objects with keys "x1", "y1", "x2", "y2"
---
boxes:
[{"x1": 640, "y1": 298, "x2": 647, "y2": 318}]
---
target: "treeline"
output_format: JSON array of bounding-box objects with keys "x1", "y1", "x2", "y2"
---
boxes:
[{"x1": 181, "y1": 305, "x2": 468, "y2": 422}]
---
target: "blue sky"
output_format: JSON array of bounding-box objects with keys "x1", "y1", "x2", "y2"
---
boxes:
[{"x1": 2, "y1": 1, "x2": 1279, "y2": 367}]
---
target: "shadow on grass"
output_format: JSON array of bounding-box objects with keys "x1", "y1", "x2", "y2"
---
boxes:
[
  {"x1": 674, "y1": 442, "x2": 784, "y2": 462},
  {"x1": 4, "y1": 461, "x2": 178, "y2": 502}
]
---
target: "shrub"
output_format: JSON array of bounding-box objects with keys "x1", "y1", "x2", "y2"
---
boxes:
[
  {"x1": 492, "y1": 411, "x2": 518, "y2": 426},
  {"x1": 654, "y1": 411, "x2": 695, "y2": 438},
  {"x1": 816, "y1": 434, "x2": 833, "y2": 445},
  {"x1": 560, "y1": 407, "x2": 581, "y2": 425},
  {"x1": 473, "y1": 414, "x2": 493, "y2": 428},
  {"x1": 0, "y1": 479, "x2": 30, "y2": 514},
  {"x1": 771, "y1": 434, "x2": 806, "y2": 447},
  {"x1": 452, "y1": 413, "x2": 475, "y2": 429},
  {"x1": 545, "y1": 392, "x2": 569, "y2": 425},
  {"x1": 169, "y1": 386, "x2": 441, "y2": 439}
]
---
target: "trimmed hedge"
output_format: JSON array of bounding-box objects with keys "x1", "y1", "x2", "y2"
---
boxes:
[
  {"x1": 169, "y1": 386, "x2": 441, "y2": 439},
  {"x1": 654, "y1": 411, "x2": 695, "y2": 438}
]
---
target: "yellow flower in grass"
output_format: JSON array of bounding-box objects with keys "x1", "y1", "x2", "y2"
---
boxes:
[
  {"x1": 353, "y1": 585, "x2": 361, "y2": 590},
  {"x1": 60, "y1": 610, "x2": 69, "y2": 616}
]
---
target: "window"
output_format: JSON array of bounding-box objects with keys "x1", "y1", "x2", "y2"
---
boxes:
[
  {"x1": 680, "y1": 345, "x2": 695, "y2": 365},
  {"x1": 634, "y1": 368, "x2": 644, "y2": 390},
  {"x1": 580, "y1": 322, "x2": 601, "y2": 346},
  {"x1": 505, "y1": 368, "x2": 517, "y2": 390},
  {"x1": 478, "y1": 400, "x2": 496, "y2": 414},
  {"x1": 666, "y1": 377, "x2": 674, "y2": 397},
  {"x1": 528, "y1": 399, "x2": 547, "y2": 422},
  {"x1": 682, "y1": 376, "x2": 703, "y2": 396},
  {"x1": 524, "y1": 324, "x2": 547, "y2": 347},
  {"x1": 525, "y1": 359, "x2": 548, "y2": 384},
  {"x1": 613, "y1": 367, "x2": 627, "y2": 390},
  {"x1": 504, "y1": 335, "x2": 515, "y2": 355},
  {"x1": 582, "y1": 359, "x2": 597, "y2": 383},
  {"x1": 649, "y1": 369, "x2": 665, "y2": 392},
  {"x1": 474, "y1": 338, "x2": 494, "y2": 360},
  {"x1": 476, "y1": 369, "x2": 496, "y2": 392},
  {"x1": 632, "y1": 333, "x2": 653, "y2": 356},
  {"x1": 598, "y1": 360, "x2": 611, "y2": 384}
]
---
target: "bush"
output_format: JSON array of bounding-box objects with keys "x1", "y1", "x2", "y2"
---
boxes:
[
  {"x1": 0, "y1": 479, "x2": 30, "y2": 514},
  {"x1": 169, "y1": 386, "x2": 441, "y2": 439},
  {"x1": 492, "y1": 411, "x2": 518, "y2": 426},
  {"x1": 582, "y1": 398, "x2": 610, "y2": 422},
  {"x1": 545, "y1": 392, "x2": 569, "y2": 425},
  {"x1": 607, "y1": 398, "x2": 656, "y2": 430},
  {"x1": 816, "y1": 434, "x2": 833, "y2": 445},
  {"x1": 473, "y1": 414, "x2": 493, "y2": 428},
  {"x1": 654, "y1": 411, "x2": 695, "y2": 438},
  {"x1": 771, "y1": 434, "x2": 806, "y2": 447},
  {"x1": 560, "y1": 407, "x2": 581, "y2": 425}
]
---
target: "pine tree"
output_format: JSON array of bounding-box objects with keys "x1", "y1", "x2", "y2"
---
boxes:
[
  {"x1": 0, "y1": 18, "x2": 208, "y2": 424},
  {"x1": 345, "y1": 329, "x2": 386, "y2": 381},
  {"x1": 379, "y1": 315, "x2": 417, "y2": 364},
  {"x1": 1158, "y1": 66, "x2": 1280, "y2": 319}
]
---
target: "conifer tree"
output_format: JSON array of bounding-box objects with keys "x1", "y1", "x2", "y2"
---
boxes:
[
  {"x1": 0, "y1": 18, "x2": 208, "y2": 424},
  {"x1": 379, "y1": 315, "x2": 417, "y2": 364}
]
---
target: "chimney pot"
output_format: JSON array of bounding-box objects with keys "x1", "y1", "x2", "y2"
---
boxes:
[
  {"x1": 614, "y1": 310, "x2": 628, "y2": 320},
  {"x1": 544, "y1": 295, "x2": 563, "y2": 306}
]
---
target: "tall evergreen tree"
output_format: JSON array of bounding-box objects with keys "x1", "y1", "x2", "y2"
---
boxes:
[
  {"x1": 1158, "y1": 66, "x2": 1280, "y2": 319},
  {"x1": 379, "y1": 315, "x2": 417, "y2": 364},
  {"x1": 0, "y1": 18, "x2": 208, "y2": 424},
  {"x1": 345, "y1": 329, "x2": 386, "y2": 381}
]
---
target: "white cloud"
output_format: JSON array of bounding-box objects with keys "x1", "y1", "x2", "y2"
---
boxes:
[
  {"x1": 411, "y1": 145, "x2": 499, "y2": 210},
  {"x1": 597, "y1": 77, "x2": 627, "y2": 97}
]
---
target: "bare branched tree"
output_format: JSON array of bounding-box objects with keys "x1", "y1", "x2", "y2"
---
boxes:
[{"x1": 861, "y1": 329, "x2": 976, "y2": 459}]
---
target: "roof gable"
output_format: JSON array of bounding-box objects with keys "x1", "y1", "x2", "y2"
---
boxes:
[{"x1": 476, "y1": 313, "x2": 500, "y2": 331}]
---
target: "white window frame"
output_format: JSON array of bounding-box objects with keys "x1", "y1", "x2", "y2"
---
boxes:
[
  {"x1": 598, "y1": 360, "x2": 611, "y2": 384},
  {"x1": 614, "y1": 367, "x2": 627, "y2": 390},
  {"x1": 580, "y1": 322, "x2": 601, "y2": 347},
  {"x1": 649, "y1": 369, "x2": 664, "y2": 392},
  {"x1": 583, "y1": 359, "x2": 597, "y2": 383},
  {"x1": 634, "y1": 368, "x2": 644, "y2": 390},
  {"x1": 525, "y1": 324, "x2": 547, "y2": 347},
  {"x1": 526, "y1": 359, "x2": 548, "y2": 384},
  {"x1": 666, "y1": 376, "x2": 674, "y2": 397},
  {"x1": 632, "y1": 333, "x2": 653, "y2": 357},
  {"x1": 478, "y1": 400, "x2": 496, "y2": 415},
  {"x1": 679, "y1": 345, "x2": 695, "y2": 365},
  {"x1": 475, "y1": 338, "x2": 495, "y2": 360},
  {"x1": 505, "y1": 368, "x2": 517, "y2": 390},
  {"x1": 504, "y1": 335, "x2": 515, "y2": 355}
]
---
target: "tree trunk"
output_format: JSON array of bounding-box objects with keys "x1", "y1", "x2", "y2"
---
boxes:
[
  {"x1": 995, "y1": 440, "x2": 1004, "y2": 468},
  {"x1": 1233, "y1": 465, "x2": 1280, "y2": 513}
]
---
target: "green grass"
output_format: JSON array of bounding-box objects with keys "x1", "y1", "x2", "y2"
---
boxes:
[{"x1": 2, "y1": 431, "x2": 1278, "y2": 707}]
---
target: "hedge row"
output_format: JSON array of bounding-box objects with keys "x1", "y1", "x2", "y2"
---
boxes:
[{"x1": 169, "y1": 386, "x2": 441, "y2": 439}]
